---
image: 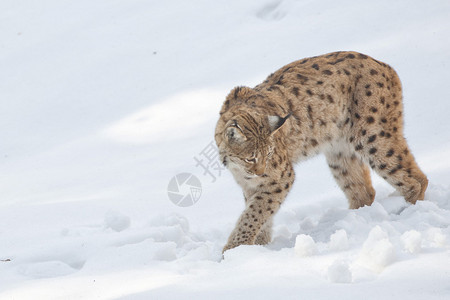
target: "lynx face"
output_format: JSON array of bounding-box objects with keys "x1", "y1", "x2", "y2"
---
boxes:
[{"x1": 217, "y1": 111, "x2": 288, "y2": 176}]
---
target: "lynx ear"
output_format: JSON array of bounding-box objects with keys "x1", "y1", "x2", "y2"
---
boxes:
[{"x1": 268, "y1": 113, "x2": 291, "y2": 134}]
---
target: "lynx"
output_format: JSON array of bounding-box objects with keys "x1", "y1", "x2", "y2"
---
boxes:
[{"x1": 215, "y1": 51, "x2": 428, "y2": 253}]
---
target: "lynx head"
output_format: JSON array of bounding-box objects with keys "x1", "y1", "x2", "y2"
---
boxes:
[{"x1": 215, "y1": 110, "x2": 290, "y2": 176}]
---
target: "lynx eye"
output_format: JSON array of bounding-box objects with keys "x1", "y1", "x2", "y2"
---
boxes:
[{"x1": 244, "y1": 158, "x2": 257, "y2": 164}]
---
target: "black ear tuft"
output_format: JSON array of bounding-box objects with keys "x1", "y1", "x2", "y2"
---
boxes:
[
  {"x1": 233, "y1": 86, "x2": 242, "y2": 99},
  {"x1": 268, "y1": 113, "x2": 291, "y2": 134},
  {"x1": 228, "y1": 86, "x2": 254, "y2": 101}
]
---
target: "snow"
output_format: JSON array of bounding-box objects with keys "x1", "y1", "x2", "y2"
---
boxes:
[
  {"x1": 357, "y1": 226, "x2": 396, "y2": 273},
  {"x1": 401, "y1": 230, "x2": 422, "y2": 254},
  {"x1": 328, "y1": 229, "x2": 349, "y2": 251},
  {"x1": 295, "y1": 234, "x2": 318, "y2": 257},
  {"x1": 1, "y1": 0, "x2": 450, "y2": 299},
  {"x1": 104, "y1": 211, "x2": 131, "y2": 232},
  {"x1": 327, "y1": 260, "x2": 352, "y2": 284}
]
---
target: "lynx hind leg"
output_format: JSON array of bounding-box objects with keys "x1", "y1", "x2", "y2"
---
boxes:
[
  {"x1": 325, "y1": 143, "x2": 375, "y2": 209},
  {"x1": 349, "y1": 67, "x2": 428, "y2": 204},
  {"x1": 362, "y1": 136, "x2": 428, "y2": 204},
  {"x1": 409, "y1": 159, "x2": 428, "y2": 200}
]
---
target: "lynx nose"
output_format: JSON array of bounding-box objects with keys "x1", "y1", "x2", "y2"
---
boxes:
[
  {"x1": 250, "y1": 161, "x2": 266, "y2": 176},
  {"x1": 254, "y1": 169, "x2": 265, "y2": 176}
]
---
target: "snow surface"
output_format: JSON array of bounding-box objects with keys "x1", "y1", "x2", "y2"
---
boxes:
[{"x1": 1, "y1": 0, "x2": 450, "y2": 299}]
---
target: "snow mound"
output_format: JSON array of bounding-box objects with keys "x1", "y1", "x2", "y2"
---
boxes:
[
  {"x1": 425, "y1": 228, "x2": 447, "y2": 248},
  {"x1": 358, "y1": 226, "x2": 396, "y2": 272},
  {"x1": 401, "y1": 230, "x2": 422, "y2": 254},
  {"x1": 328, "y1": 229, "x2": 349, "y2": 251},
  {"x1": 104, "y1": 211, "x2": 131, "y2": 232},
  {"x1": 327, "y1": 260, "x2": 352, "y2": 284},
  {"x1": 295, "y1": 234, "x2": 318, "y2": 257}
]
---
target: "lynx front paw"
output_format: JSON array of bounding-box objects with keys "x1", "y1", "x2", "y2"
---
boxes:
[{"x1": 222, "y1": 242, "x2": 240, "y2": 254}]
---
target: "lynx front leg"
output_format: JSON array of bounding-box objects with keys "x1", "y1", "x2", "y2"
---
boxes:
[
  {"x1": 255, "y1": 218, "x2": 273, "y2": 245},
  {"x1": 223, "y1": 178, "x2": 292, "y2": 253},
  {"x1": 223, "y1": 195, "x2": 280, "y2": 253},
  {"x1": 244, "y1": 194, "x2": 274, "y2": 245}
]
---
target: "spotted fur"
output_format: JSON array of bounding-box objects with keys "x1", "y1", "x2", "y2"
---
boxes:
[{"x1": 215, "y1": 51, "x2": 428, "y2": 253}]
